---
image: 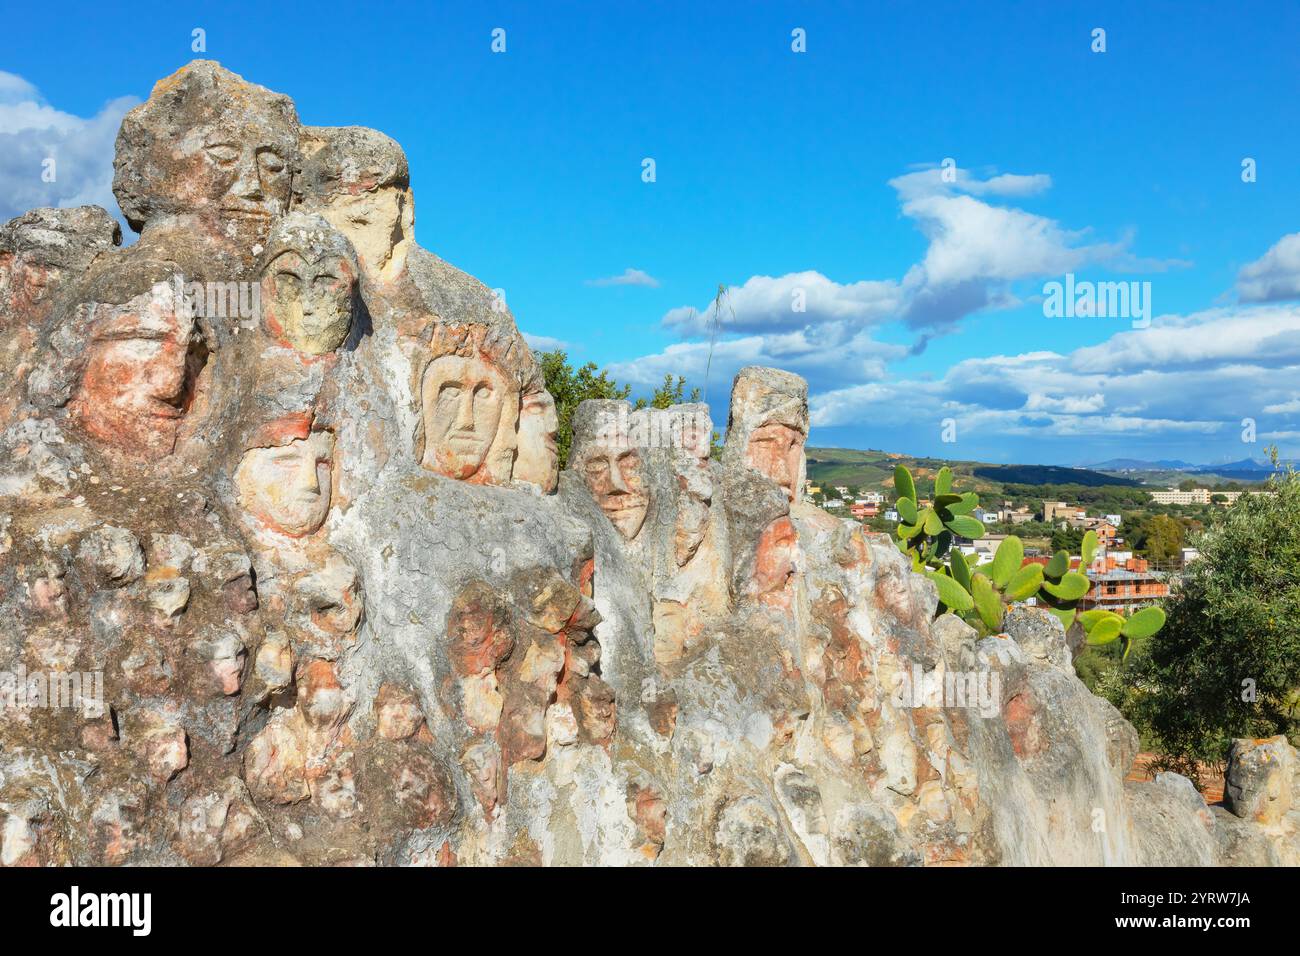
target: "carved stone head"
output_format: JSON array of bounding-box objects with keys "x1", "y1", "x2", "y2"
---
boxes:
[
  {"x1": 260, "y1": 213, "x2": 359, "y2": 354},
  {"x1": 295, "y1": 126, "x2": 412, "y2": 282},
  {"x1": 570, "y1": 401, "x2": 651, "y2": 541},
  {"x1": 71, "y1": 281, "x2": 205, "y2": 460},
  {"x1": 113, "y1": 61, "x2": 299, "y2": 238},
  {"x1": 420, "y1": 353, "x2": 512, "y2": 481},
  {"x1": 235, "y1": 414, "x2": 334, "y2": 537},
  {"x1": 0, "y1": 207, "x2": 121, "y2": 321},
  {"x1": 724, "y1": 367, "x2": 809, "y2": 503},
  {"x1": 515, "y1": 385, "x2": 559, "y2": 492}
]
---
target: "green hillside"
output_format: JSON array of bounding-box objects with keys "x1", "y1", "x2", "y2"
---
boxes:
[{"x1": 805, "y1": 447, "x2": 1139, "y2": 496}]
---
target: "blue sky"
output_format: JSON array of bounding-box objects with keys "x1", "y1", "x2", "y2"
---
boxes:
[{"x1": 3, "y1": 0, "x2": 1299, "y2": 466}]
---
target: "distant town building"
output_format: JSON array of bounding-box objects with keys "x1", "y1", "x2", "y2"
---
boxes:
[
  {"x1": 1079, "y1": 567, "x2": 1169, "y2": 613},
  {"x1": 1149, "y1": 488, "x2": 1272, "y2": 505}
]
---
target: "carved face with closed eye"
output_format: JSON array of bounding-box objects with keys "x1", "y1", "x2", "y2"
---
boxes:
[{"x1": 72, "y1": 285, "x2": 205, "y2": 461}]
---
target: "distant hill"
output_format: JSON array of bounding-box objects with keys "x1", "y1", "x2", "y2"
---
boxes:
[
  {"x1": 972, "y1": 464, "x2": 1142, "y2": 487},
  {"x1": 804, "y1": 448, "x2": 1140, "y2": 495},
  {"x1": 1087, "y1": 458, "x2": 1196, "y2": 470}
]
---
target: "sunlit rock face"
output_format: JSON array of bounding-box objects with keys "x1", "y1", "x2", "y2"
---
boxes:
[
  {"x1": 68, "y1": 280, "x2": 206, "y2": 462},
  {"x1": 419, "y1": 352, "x2": 514, "y2": 482},
  {"x1": 235, "y1": 420, "x2": 334, "y2": 537},
  {"x1": 295, "y1": 126, "x2": 413, "y2": 284},
  {"x1": 570, "y1": 401, "x2": 651, "y2": 541},
  {"x1": 514, "y1": 386, "x2": 559, "y2": 493},
  {"x1": 1, "y1": 59, "x2": 1295, "y2": 868}
]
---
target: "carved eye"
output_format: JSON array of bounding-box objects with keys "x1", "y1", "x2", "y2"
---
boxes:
[
  {"x1": 258, "y1": 150, "x2": 285, "y2": 173},
  {"x1": 313, "y1": 275, "x2": 341, "y2": 294},
  {"x1": 473, "y1": 383, "x2": 492, "y2": 400},
  {"x1": 439, "y1": 384, "x2": 463, "y2": 401},
  {"x1": 275, "y1": 272, "x2": 302, "y2": 297},
  {"x1": 206, "y1": 144, "x2": 238, "y2": 164}
]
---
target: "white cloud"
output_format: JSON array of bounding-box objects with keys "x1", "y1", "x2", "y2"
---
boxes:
[
  {"x1": 662, "y1": 270, "x2": 901, "y2": 337},
  {"x1": 1236, "y1": 232, "x2": 1300, "y2": 303},
  {"x1": 585, "y1": 267, "x2": 661, "y2": 288},
  {"x1": 807, "y1": 306, "x2": 1300, "y2": 446},
  {"x1": 0, "y1": 71, "x2": 137, "y2": 224},
  {"x1": 522, "y1": 331, "x2": 571, "y2": 351}
]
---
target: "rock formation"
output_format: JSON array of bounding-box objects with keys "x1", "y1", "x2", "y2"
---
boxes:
[{"x1": 0, "y1": 61, "x2": 1296, "y2": 867}]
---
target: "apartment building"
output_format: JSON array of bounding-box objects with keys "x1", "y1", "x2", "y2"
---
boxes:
[
  {"x1": 1149, "y1": 488, "x2": 1272, "y2": 505},
  {"x1": 1079, "y1": 568, "x2": 1169, "y2": 613}
]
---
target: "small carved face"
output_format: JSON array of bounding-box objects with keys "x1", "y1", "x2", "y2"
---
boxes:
[
  {"x1": 745, "y1": 422, "x2": 805, "y2": 502},
  {"x1": 673, "y1": 464, "x2": 713, "y2": 567},
  {"x1": 581, "y1": 449, "x2": 649, "y2": 540},
  {"x1": 182, "y1": 126, "x2": 293, "y2": 225},
  {"x1": 516, "y1": 389, "x2": 559, "y2": 491},
  {"x1": 76, "y1": 295, "x2": 202, "y2": 459},
  {"x1": 263, "y1": 249, "x2": 354, "y2": 353},
  {"x1": 421, "y1": 355, "x2": 508, "y2": 479},
  {"x1": 235, "y1": 431, "x2": 334, "y2": 536},
  {"x1": 317, "y1": 189, "x2": 405, "y2": 272},
  {"x1": 752, "y1": 516, "x2": 799, "y2": 607}
]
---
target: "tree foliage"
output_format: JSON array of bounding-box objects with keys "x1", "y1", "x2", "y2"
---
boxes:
[
  {"x1": 535, "y1": 351, "x2": 713, "y2": 468},
  {"x1": 1120, "y1": 461, "x2": 1300, "y2": 764},
  {"x1": 536, "y1": 350, "x2": 631, "y2": 469}
]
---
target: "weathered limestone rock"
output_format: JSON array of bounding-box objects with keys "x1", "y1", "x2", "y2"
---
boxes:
[{"x1": 1, "y1": 58, "x2": 1295, "y2": 868}]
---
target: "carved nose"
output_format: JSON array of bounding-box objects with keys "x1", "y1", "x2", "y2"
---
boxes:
[
  {"x1": 231, "y1": 149, "x2": 263, "y2": 200},
  {"x1": 293, "y1": 460, "x2": 320, "y2": 495},
  {"x1": 454, "y1": 392, "x2": 477, "y2": 431},
  {"x1": 608, "y1": 466, "x2": 630, "y2": 493}
]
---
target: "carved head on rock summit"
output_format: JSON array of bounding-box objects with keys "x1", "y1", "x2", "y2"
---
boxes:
[
  {"x1": 724, "y1": 366, "x2": 809, "y2": 504},
  {"x1": 112, "y1": 61, "x2": 300, "y2": 241},
  {"x1": 570, "y1": 400, "x2": 652, "y2": 542}
]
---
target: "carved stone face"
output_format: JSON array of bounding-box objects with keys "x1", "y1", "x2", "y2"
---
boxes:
[
  {"x1": 745, "y1": 422, "x2": 805, "y2": 503},
  {"x1": 74, "y1": 291, "x2": 202, "y2": 460},
  {"x1": 263, "y1": 249, "x2": 355, "y2": 353},
  {"x1": 673, "y1": 463, "x2": 712, "y2": 566},
  {"x1": 317, "y1": 189, "x2": 407, "y2": 274},
  {"x1": 421, "y1": 354, "x2": 509, "y2": 480},
  {"x1": 235, "y1": 431, "x2": 334, "y2": 536},
  {"x1": 177, "y1": 124, "x2": 293, "y2": 228},
  {"x1": 515, "y1": 389, "x2": 559, "y2": 492},
  {"x1": 752, "y1": 516, "x2": 798, "y2": 607},
  {"x1": 581, "y1": 449, "x2": 649, "y2": 540}
]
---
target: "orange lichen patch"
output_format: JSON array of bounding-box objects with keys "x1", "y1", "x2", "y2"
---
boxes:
[
  {"x1": 753, "y1": 516, "x2": 798, "y2": 609},
  {"x1": 249, "y1": 412, "x2": 313, "y2": 448},
  {"x1": 577, "y1": 558, "x2": 595, "y2": 598},
  {"x1": 1004, "y1": 692, "x2": 1042, "y2": 759},
  {"x1": 447, "y1": 583, "x2": 514, "y2": 678}
]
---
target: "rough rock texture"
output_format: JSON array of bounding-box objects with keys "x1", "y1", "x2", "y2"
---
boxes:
[{"x1": 1, "y1": 60, "x2": 1297, "y2": 867}]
